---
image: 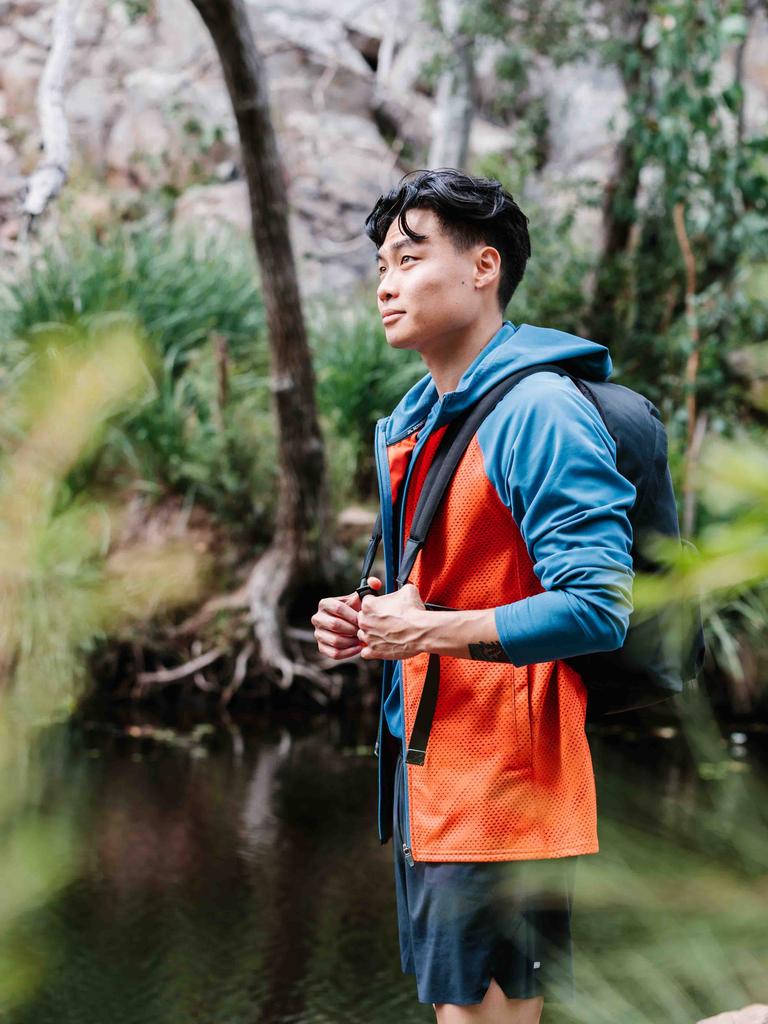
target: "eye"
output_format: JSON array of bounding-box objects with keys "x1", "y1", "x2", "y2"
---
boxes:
[{"x1": 401, "y1": 254, "x2": 414, "y2": 264}]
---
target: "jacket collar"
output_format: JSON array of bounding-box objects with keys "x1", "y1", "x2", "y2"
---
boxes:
[{"x1": 381, "y1": 320, "x2": 613, "y2": 443}]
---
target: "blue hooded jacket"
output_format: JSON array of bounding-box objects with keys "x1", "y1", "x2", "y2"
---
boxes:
[{"x1": 376, "y1": 320, "x2": 636, "y2": 743}]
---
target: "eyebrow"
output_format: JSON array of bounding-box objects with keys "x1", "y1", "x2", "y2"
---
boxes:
[{"x1": 375, "y1": 235, "x2": 429, "y2": 263}]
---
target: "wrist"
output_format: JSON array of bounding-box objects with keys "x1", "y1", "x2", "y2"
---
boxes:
[
  {"x1": 417, "y1": 607, "x2": 499, "y2": 659},
  {"x1": 415, "y1": 608, "x2": 443, "y2": 655}
]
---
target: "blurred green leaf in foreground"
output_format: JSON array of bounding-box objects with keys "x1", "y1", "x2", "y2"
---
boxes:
[
  {"x1": 0, "y1": 323, "x2": 210, "y2": 1010},
  {"x1": 545, "y1": 415, "x2": 768, "y2": 1024}
]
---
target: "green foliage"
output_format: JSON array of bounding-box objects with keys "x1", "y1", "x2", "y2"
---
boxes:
[
  {"x1": 549, "y1": 723, "x2": 768, "y2": 1023},
  {"x1": 608, "y1": 0, "x2": 768, "y2": 417},
  {"x1": 0, "y1": 228, "x2": 277, "y2": 538},
  {"x1": 109, "y1": 0, "x2": 153, "y2": 22},
  {"x1": 1, "y1": 228, "x2": 266, "y2": 368},
  {"x1": 421, "y1": 0, "x2": 592, "y2": 125},
  {"x1": 633, "y1": 431, "x2": 768, "y2": 696},
  {"x1": 494, "y1": 191, "x2": 593, "y2": 333},
  {"x1": 0, "y1": 329, "x2": 208, "y2": 1010},
  {"x1": 309, "y1": 299, "x2": 425, "y2": 498}
]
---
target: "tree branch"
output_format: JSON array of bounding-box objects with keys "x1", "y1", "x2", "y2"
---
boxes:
[{"x1": 22, "y1": 0, "x2": 80, "y2": 225}]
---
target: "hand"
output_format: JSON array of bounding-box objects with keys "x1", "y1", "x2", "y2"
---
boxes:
[
  {"x1": 312, "y1": 577, "x2": 383, "y2": 660},
  {"x1": 357, "y1": 583, "x2": 428, "y2": 660}
]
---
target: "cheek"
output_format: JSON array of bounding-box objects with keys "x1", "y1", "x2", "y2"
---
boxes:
[{"x1": 412, "y1": 269, "x2": 467, "y2": 308}]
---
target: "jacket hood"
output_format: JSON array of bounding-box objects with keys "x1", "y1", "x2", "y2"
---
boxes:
[{"x1": 382, "y1": 320, "x2": 613, "y2": 442}]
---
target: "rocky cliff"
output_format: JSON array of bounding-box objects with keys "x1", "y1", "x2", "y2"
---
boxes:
[{"x1": 1, "y1": 0, "x2": 767, "y2": 298}]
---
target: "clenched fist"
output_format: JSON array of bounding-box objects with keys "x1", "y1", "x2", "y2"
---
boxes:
[{"x1": 312, "y1": 576, "x2": 383, "y2": 660}]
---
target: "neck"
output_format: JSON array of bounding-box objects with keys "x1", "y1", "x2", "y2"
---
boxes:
[{"x1": 423, "y1": 312, "x2": 505, "y2": 398}]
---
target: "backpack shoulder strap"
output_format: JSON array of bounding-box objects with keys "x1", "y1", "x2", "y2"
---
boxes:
[
  {"x1": 397, "y1": 363, "x2": 571, "y2": 586},
  {"x1": 357, "y1": 362, "x2": 573, "y2": 597}
]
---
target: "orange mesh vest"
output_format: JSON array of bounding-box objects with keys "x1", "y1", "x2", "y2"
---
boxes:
[{"x1": 386, "y1": 424, "x2": 599, "y2": 862}]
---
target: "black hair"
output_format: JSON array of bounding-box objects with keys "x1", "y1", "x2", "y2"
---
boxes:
[{"x1": 364, "y1": 168, "x2": 531, "y2": 313}]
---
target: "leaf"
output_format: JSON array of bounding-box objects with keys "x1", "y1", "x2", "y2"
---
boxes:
[{"x1": 719, "y1": 13, "x2": 748, "y2": 42}]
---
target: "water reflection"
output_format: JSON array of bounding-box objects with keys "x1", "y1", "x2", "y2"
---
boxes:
[{"x1": 4, "y1": 712, "x2": 767, "y2": 1024}]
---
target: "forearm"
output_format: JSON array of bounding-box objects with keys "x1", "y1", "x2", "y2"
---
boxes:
[
  {"x1": 416, "y1": 583, "x2": 631, "y2": 666},
  {"x1": 417, "y1": 607, "x2": 512, "y2": 662}
]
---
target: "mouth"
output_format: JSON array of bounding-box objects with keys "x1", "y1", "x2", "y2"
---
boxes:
[{"x1": 382, "y1": 311, "x2": 405, "y2": 325}]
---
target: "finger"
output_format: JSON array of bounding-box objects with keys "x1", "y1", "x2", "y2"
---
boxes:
[
  {"x1": 360, "y1": 646, "x2": 387, "y2": 660},
  {"x1": 366, "y1": 576, "x2": 383, "y2": 591},
  {"x1": 319, "y1": 642, "x2": 363, "y2": 661},
  {"x1": 311, "y1": 610, "x2": 359, "y2": 636},
  {"x1": 313, "y1": 602, "x2": 360, "y2": 626},
  {"x1": 315, "y1": 627, "x2": 363, "y2": 652}
]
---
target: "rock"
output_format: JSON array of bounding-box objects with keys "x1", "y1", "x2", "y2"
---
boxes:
[
  {"x1": 67, "y1": 76, "x2": 121, "y2": 159},
  {"x1": 0, "y1": 170, "x2": 23, "y2": 200},
  {"x1": 73, "y1": 4, "x2": 108, "y2": 46},
  {"x1": 337, "y1": 505, "x2": 378, "y2": 529},
  {"x1": 13, "y1": 12, "x2": 52, "y2": 49},
  {"x1": 105, "y1": 108, "x2": 171, "y2": 188},
  {"x1": 335, "y1": 505, "x2": 378, "y2": 547},
  {"x1": 2, "y1": 0, "x2": 768, "y2": 302},
  {"x1": 377, "y1": 9, "x2": 440, "y2": 95},
  {"x1": 470, "y1": 118, "x2": 515, "y2": 160},
  {"x1": 123, "y1": 68, "x2": 190, "y2": 106},
  {"x1": 173, "y1": 181, "x2": 251, "y2": 237},
  {"x1": 0, "y1": 26, "x2": 18, "y2": 55},
  {"x1": 0, "y1": 47, "x2": 43, "y2": 117},
  {"x1": 152, "y1": 0, "x2": 210, "y2": 68},
  {"x1": 538, "y1": 56, "x2": 626, "y2": 174},
  {"x1": 743, "y1": 9, "x2": 768, "y2": 135},
  {"x1": 697, "y1": 1005, "x2": 768, "y2": 1024},
  {"x1": 67, "y1": 191, "x2": 114, "y2": 229},
  {"x1": 214, "y1": 160, "x2": 239, "y2": 183},
  {"x1": 0, "y1": 138, "x2": 17, "y2": 167},
  {"x1": 259, "y1": 6, "x2": 372, "y2": 77}
]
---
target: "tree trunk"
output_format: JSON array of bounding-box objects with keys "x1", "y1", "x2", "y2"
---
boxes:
[
  {"x1": 428, "y1": 0, "x2": 474, "y2": 171},
  {"x1": 188, "y1": 0, "x2": 331, "y2": 689}
]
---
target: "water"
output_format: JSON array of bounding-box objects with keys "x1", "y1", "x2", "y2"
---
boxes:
[{"x1": 4, "y1": 710, "x2": 767, "y2": 1024}]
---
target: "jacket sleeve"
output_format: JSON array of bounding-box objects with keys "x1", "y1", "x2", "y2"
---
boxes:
[{"x1": 476, "y1": 372, "x2": 636, "y2": 666}]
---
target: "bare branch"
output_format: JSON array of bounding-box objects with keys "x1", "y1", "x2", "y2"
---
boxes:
[{"x1": 22, "y1": 0, "x2": 80, "y2": 225}]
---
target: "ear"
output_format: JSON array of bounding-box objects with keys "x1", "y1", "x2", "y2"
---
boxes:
[{"x1": 474, "y1": 245, "x2": 501, "y2": 294}]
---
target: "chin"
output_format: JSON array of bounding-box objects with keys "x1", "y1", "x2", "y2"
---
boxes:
[{"x1": 385, "y1": 324, "x2": 418, "y2": 350}]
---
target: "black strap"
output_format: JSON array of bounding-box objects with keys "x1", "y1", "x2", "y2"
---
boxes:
[
  {"x1": 405, "y1": 651, "x2": 440, "y2": 765},
  {"x1": 398, "y1": 364, "x2": 571, "y2": 586},
  {"x1": 357, "y1": 511, "x2": 382, "y2": 599},
  {"x1": 359, "y1": 363, "x2": 576, "y2": 765}
]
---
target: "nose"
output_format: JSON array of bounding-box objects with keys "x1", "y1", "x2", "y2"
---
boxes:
[{"x1": 377, "y1": 268, "x2": 398, "y2": 304}]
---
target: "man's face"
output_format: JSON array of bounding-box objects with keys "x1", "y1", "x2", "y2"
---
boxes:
[{"x1": 375, "y1": 207, "x2": 496, "y2": 352}]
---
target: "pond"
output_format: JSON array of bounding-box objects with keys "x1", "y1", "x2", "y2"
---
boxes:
[{"x1": 4, "y1": 703, "x2": 767, "y2": 1024}]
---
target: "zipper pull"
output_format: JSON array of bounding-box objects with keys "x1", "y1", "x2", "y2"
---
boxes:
[{"x1": 402, "y1": 843, "x2": 414, "y2": 867}]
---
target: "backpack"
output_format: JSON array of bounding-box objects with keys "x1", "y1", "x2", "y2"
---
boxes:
[{"x1": 358, "y1": 363, "x2": 705, "y2": 766}]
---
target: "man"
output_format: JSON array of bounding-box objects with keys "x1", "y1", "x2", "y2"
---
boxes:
[{"x1": 312, "y1": 169, "x2": 635, "y2": 1023}]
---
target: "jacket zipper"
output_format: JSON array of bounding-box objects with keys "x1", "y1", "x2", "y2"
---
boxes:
[
  {"x1": 373, "y1": 420, "x2": 393, "y2": 842},
  {"x1": 396, "y1": 752, "x2": 416, "y2": 867}
]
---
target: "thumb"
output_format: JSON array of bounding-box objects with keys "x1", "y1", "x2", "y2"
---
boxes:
[{"x1": 366, "y1": 576, "x2": 383, "y2": 592}]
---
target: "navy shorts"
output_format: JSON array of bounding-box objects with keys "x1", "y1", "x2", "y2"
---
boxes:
[{"x1": 393, "y1": 751, "x2": 578, "y2": 1006}]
